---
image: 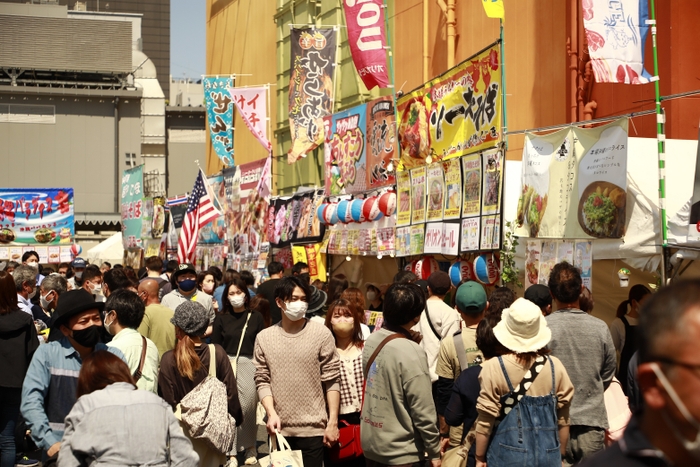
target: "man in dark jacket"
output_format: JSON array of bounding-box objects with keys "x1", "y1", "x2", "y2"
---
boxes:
[{"x1": 580, "y1": 279, "x2": 700, "y2": 467}]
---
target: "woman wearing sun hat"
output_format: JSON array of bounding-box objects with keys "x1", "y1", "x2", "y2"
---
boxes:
[{"x1": 474, "y1": 298, "x2": 574, "y2": 467}]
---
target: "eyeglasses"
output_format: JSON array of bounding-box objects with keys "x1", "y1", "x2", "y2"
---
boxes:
[{"x1": 653, "y1": 356, "x2": 700, "y2": 375}]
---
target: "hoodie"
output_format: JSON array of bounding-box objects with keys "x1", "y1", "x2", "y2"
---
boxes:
[{"x1": 0, "y1": 308, "x2": 40, "y2": 388}]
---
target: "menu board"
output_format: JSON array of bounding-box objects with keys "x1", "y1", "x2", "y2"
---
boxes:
[
  {"x1": 396, "y1": 171, "x2": 411, "y2": 226},
  {"x1": 443, "y1": 159, "x2": 462, "y2": 219},
  {"x1": 426, "y1": 163, "x2": 445, "y2": 222},
  {"x1": 410, "y1": 167, "x2": 427, "y2": 224}
]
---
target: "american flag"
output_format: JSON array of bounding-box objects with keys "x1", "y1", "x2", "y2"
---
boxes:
[{"x1": 177, "y1": 170, "x2": 222, "y2": 263}]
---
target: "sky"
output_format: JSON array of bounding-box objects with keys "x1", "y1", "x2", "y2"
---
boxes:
[{"x1": 170, "y1": 0, "x2": 206, "y2": 80}]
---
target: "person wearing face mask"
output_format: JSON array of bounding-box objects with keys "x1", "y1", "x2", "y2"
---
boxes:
[
  {"x1": 365, "y1": 283, "x2": 385, "y2": 312},
  {"x1": 21, "y1": 289, "x2": 125, "y2": 462},
  {"x1": 361, "y1": 282, "x2": 441, "y2": 467},
  {"x1": 14, "y1": 265, "x2": 39, "y2": 317},
  {"x1": 253, "y1": 276, "x2": 341, "y2": 467},
  {"x1": 212, "y1": 278, "x2": 265, "y2": 466},
  {"x1": 197, "y1": 272, "x2": 218, "y2": 311},
  {"x1": 104, "y1": 289, "x2": 160, "y2": 393},
  {"x1": 81, "y1": 266, "x2": 106, "y2": 303},
  {"x1": 323, "y1": 299, "x2": 366, "y2": 467},
  {"x1": 162, "y1": 264, "x2": 216, "y2": 337},
  {"x1": 35, "y1": 274, "x2": 68, "y2": 330},
  {"x1": 67, "y1": 258, "x2": 88, "y2": 290},
  {"x1": 22, "y1": 251, "x2": 45, "y2": 289},
  {"x1": 579, "y1": 279, "x2": 700, "y2": 467}
]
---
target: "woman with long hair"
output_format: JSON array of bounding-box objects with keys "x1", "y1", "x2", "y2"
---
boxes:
[
  {"x1": 474, "y1": 298, "x2": 574, "y2": 467},
  {"x1": 59, "y1": 351, "x2": 198, "y2": 466},
  {"x1": 249, "y1": 295, "x2": 271, "y2": 329},
  {"x1": 211, "y1": 278, "x2": 265, "y2": 465},
  {"x1": 339, "y1": 288, "x2": 371, "y2": 339},
  {"x1": 0, "y1": 271, "x2": 39, "y2": 467},
  {"x1": 609, "y1": 284, "x2": 651, "y2": 391},
  {"x1": 323, "y1": 299, "x2": 365, "y2": 467},
  {"x1": 327, "y1": 274, "x2": 349, "y2": 305},
  {"x1": 159, "y1": 301, "x2": 242, "y2": 467}
]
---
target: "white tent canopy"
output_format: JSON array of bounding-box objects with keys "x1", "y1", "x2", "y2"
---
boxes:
[
  {"x1": 86, "y1": 232, "x2": 124, "y2": 266},
  {"x1": 504, "y1": 137, "x2": 699, "y2": 272}
]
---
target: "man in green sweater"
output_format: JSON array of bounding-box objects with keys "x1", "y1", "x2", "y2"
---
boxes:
[
  {"x1": 361, "y1": 282, "x2": 442, "y2": 467},
  {"x1": 254, "y1": 275, "x2": 340, "y2": 467}
]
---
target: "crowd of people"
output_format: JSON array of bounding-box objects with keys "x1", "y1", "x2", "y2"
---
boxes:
[{"x1": 0, "y1": 250, "x2": 699, "y2": 467}]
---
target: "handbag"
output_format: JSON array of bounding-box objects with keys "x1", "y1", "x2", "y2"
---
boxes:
[
  {"x1": 604, "y1": 376, "x2": 631, "y2": 445},
  {"x1": 230, "y1": 311, "x2": 252, "y2": 377},
  {"x1": 258, "y1": 431, "x2": 304, "y2": 467},
  {"x1": 442, "y1": 444, "x2": 468, "y2": 467},
  {"x1": 177, "y1": 344, "x2": 237, "y2": 454},
  {"x1": 329, "y1": 419, "x2": 363, "y2": 463}
]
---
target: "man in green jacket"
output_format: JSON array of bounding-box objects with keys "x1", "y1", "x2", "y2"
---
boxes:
[{"x1": 361, "y1": 282, "x2": 441, "y2": 467}]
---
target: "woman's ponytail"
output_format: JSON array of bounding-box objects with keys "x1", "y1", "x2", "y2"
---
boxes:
[{"x1": 174, "y1": 333, "x2": 202, "y2": 380}]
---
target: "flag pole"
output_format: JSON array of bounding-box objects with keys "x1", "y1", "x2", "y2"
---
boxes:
[
  {"x1": 649, "y1": 0, "x2": 668, "y2": 283},
  {"x1": 500, "y1": 18, "x2": 508, "y2": 151},
  {"x1": 383, "y1": 0, "x2": 399, "y2": 171}
]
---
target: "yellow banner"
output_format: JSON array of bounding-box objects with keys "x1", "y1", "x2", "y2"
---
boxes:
[
  {"x1": 482, "y1": 0, "x2": 505, "y2": 21},
  {"x1": 397, "y1": 42, "x2": 502, "y2": 169}
]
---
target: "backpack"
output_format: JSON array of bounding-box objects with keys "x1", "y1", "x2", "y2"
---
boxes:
[{"x1": 176, "y1": 344, "x2": 236, "y2": 454}]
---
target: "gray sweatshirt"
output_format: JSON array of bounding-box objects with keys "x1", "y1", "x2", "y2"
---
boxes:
[
  {"x1": 58, "y1": 382, "x2": 198, "y2": 467},
  {"x1": 546, "y1": 309, "x2": 617, "y2": 429},
  {"x1": 360, "y1": 329, "x2": 441, "y2": 465}
]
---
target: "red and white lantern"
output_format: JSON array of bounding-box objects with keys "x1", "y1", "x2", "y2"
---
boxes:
[
  {"x1": 378, "y1": 191, "x2": 396, "y2": 216},
  {"x1": 415, "y1": 255, "x2": 439, "y2": 280}
]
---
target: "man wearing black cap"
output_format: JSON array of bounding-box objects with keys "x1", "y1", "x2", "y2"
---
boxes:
[
  {"x1": 161, "y1": 263, "x2": 215, "y2": 337},
  {"x1": 20, "y1": 289, "x2": 125, "y2": 461},
  {"x1": 524, "y1": 284, "x2": 553, "y2": 316}
]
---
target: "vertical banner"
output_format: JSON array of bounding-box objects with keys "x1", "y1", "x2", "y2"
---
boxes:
[
  {"x1": 288, "y1": 28, "x2": 337, "y2": 164},
  {"x1": 229, "y1": 86, "x2": 272, "y2": 153},
  {"x1": 410, "y1": 166, "x2": 427, "y2": 225},
  {"x1": 121, "y1": 165, "x2": 144, "y2": 248},
  {"x1": 516, "y1": 119, "x2": 628, "y2": 238},
  {"x1": 203, "y1": 77, "x2": 235, "y2": 166},
  {"x1": 443, "y1": 158, "x2": 462, "y2": 219},
  {"x1": 396, "y1": 171, "x2": 411, "y2": 226},
  {"x1": 197, "y1": 174, "x2": 226, "y2": 244},
  {"x1": 342, "y1": 0, "x2": 390, "y2": 90},
  {"x1": 0, "y1": 188, "x2": 74, "y2": 245},
  {"x1": 583, "y1": 0, "x2": 652, "y2": 84},
  {"x1": 426, "y1": 163, "x2": 445, "y2": 222},
  {"x1": 329, "y1": 103, "x2": 368, "y2": 194},
  {"x1": 397, "y1": 42, "x2": 502, "y2": 169},
  {"x1": 366, "y1": 96, "x2": 397, "y2": 189}
]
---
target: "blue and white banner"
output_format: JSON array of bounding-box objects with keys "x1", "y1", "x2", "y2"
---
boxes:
[
  {"x1": 203, "y1": 77, "x2": 235, "y2": 166},
  {"x1": 583, "y1": 0, "x2": 652, "y2": 84},
  {"x1": 0, "y1": 188, "x2": 74, "y2": 245}
]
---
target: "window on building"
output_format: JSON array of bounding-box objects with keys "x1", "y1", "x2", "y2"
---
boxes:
[
  {"x1": 0, "y1": 104, "x2": 55, "y2": 124},
  {"x1": 125, "y1": 153, "x2": 137, "y2": 168}
]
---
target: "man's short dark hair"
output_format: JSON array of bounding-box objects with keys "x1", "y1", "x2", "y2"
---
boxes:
[
  {"x1": 82, "y1": 266, "x2": 102, "y2": 284},
  {"x1": 240, "y1": 270, "x2": 255, "y2": 287},
  {"x1": 548, "y1": 262, "x2": 582, "y2": 304},
  {"x1": 393, "y1": 270, "x2": 418, "y2": 284},
  {"x1": 638, "y1": 279, "x2": 700, "y2": 363},
  {"x1": 291, "y1": 262, "x2": 308, "y2": 275},
  {"x1": 208, "y1": 266, "x2": 223, "y2": 283},
  {"x1": 268, "y1": 261, "x2": 284, "y2": 276},
  {"x1": 104, "y1": 268, "x2": 134, "y2": 293},
  {"x1": 21, "y1": 251, "x2": 39, "y2": 263},
  {"x1": 104, "y1": 289, "x2": 145, "y2": 329},
  {"x1": 274, "y1": 276, "x2": 310, "y2": 303},
  {"x1": 102, "y1": 261, "x2": 112, "y2": 268},
  {"x1": 383, "y1": 283, "x2": 426, "y2": 326},
  {"x1": 488, "y1": 287, "x2": 516, "y2": 317},
  {"x1": 145, "y1": 256, "x2": 163, "y2": 272},
  {"x1": 164, "y1": 260, "x2": 178, "y2": 273},
  {"x1": 113, "y1": 264, "x2": 124, "y2": 269}
]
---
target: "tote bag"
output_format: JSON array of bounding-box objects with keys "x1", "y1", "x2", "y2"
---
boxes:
[{"x1": 258, "y1": 432, "x2": 304, "y2": 467}]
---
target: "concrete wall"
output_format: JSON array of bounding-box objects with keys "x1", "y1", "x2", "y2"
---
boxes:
[
  {"x1": 0, "y1": 88, "x2": 142, "y2": 215},
  {"x1": 166, "y1": 107, "x2": 206, "y2": 197}
]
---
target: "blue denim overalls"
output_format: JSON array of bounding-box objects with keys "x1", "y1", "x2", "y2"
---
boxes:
[{"x1": 486, "y1": 356, "x2": 561, "y2": 467}]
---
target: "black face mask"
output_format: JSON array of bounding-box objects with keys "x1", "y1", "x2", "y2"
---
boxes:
[{"x1": 71, "y1": 324, "x2": 102, "y2": 348}]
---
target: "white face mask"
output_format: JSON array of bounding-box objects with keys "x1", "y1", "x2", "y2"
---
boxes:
[
  {"x1": 40, "y1": 291, "x2": 54, "y2": 311},
  {"x1": 91, "y1": 284, "x2": 103, "y2": 295},
  {"x1": 75, "y1": 271, "x2": 83, "y2": 279},
  {"x1": 104, "y1": 311, "x2": 116, "y2": 336},
  {"x1": 283, "y1": 300, "x2": 308, "y2": 321},
  {"x1": 229, "y1": 295, "x2": 246, "y2": 308},
  {"x1": 366, "y1": 290, "x2": 377, "y2": 302},
  {"x1": 651, "y1": 363, "x2": 700, "y2": 459},
  {"x1": 27, "y1": 261, "x2": 38, "y2": 270}
]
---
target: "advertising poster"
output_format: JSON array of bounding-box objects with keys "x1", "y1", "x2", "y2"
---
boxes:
[
  {"x1": 396, "y1": 171, "x2": 412, "y2": 226},
  {"x1": 410, "y1": 224, "x2": 425, "y2": 255},
  {"x1": 556, "y1": 241, "x2": 575, "y2": 265},
  {"x1": 426, "y1": 163, "x2": 445, "y2": 222},
  {"x1": 424, "y1": 223, "x2": 443, "y2": 254},
  {"x1": 268, "y1": 191, "x2": 325, "y2": 249},
  {"x1": 575, "y1": 241, "x2": 593, "y2": 289},
  {"x1": 288, "y1": 28, "x2": 337, "y2": 163},
  {"x1": 516, "y1": 119, "x2": 628, "y2": 238},
  {"x1": 359, "y1": 229, "x2": 372, "y2": 254},
  {"x1": 397, "y1": 42, "x2": 502, "y2": 169},
  {"x1": 197, "y1": 174, "x2": 226, "y2": 244},
  {"x1": 0, "y1": 188, "x2": 74, "y2": 246},
  {"x1": 121, "y1": 165, "x2": 144, "y2": 248},
  {"x1": 482, "y1": 150, "x2": 503, "y2": 216},
  {"x1": 395, "y1": 226, "x2": 411, "y2": 257},
  {"x1": 203, "y1": 77, "x2": 235, "y2": 166},
  {"x1": 377, "y1": 227, "x2": 394, "y2": 255},
  {"x1": 348, "y1": 230, "x2": 360, "y2": 256},
  {"x1": 366, "y1": 97, "x2": 397, "y2": 189},
  {"x1": 524, "y1": 240, "x2": 542, "y2": 289},
  {"x1": 461, "y1": 217, "x2": 480, "y2": 252},
  {"x1": 538, "y1": 241, "x2": 558, "y2": 285},
  {"x1": 329, "y1": 103, "x2": 368, "y2": 195},
  {"x1": 410, "y1": 166, "x2": 427, "y2": 224},
  {"x1": 480, "y1": 216, "x2": 501, "y2": 250},
  {"x1": 442, "y1": 223, "x2": 460, "y2": 255},
  {"x1": 462, "y1": 154, "x2": 482, "y2": 218},
  {"x1": 443, "y1": 158, "x2": 462, "y2": 219},
  {"x1": 342, "y1": 0, "x2": 389, "y2": 89}
]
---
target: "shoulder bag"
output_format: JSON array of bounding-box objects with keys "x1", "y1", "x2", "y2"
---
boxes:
[
  {"x1": 230, "y1": 311, "x2": 252, "y2": 377},
  {"x1": 178, "y1": 344, "x2": 237, "y2": 454},
  {"x1": 132, "y1": 335, "x2": 148, "y2": 382}
]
